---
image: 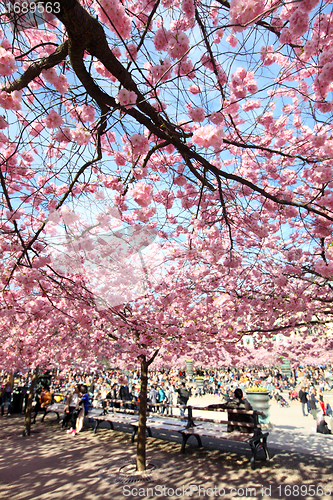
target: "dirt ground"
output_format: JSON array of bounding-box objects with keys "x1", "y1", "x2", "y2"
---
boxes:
[{"x1": 0, "y1": 414, "x2": 332, "y2": 500}]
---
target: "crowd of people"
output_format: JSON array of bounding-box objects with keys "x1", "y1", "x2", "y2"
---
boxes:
[
  {"x1": 1, "y1": 366, "x2": 333, "y2": 432},
  {"x1": 297, "y1": 385, "x2": 333, "y2": 432}
]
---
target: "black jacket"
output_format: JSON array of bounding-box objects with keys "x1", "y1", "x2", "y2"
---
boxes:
[
  {"x1": 119, "y1": 385, "x2": 131, "y2": 401},
  {"x1": 177, "y1": 387, "x2": 190, "y2": 405},
  {"x1": 298, "y1": 390, "x2": 308, "y2": 404}
]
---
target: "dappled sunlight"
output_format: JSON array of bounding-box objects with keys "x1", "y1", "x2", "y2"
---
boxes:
[{"x1": 1, "y1": 415, "x2": 333, "y2": 500}]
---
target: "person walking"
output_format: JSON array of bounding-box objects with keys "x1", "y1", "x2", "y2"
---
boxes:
[
  {"x1": 67, "y1": 385, "x2": 89, "y2": 436},
  {"x1": 148, "y1": 385, "x2": 157, "y2": 413},
  {"x1": 119, "y1": 381, "x2": 131, "y2": 401},
  {"x1": 176, "y1": 382, "x2": 190, "y2": 421},
  {"x1": 157, "y1": 385, "x2": 166, "y2": 414},
  {"x1": 309, "y1": 388, "x2": 318, "y2": 420},
  {"x1": 298, "y1": 386, "x2": 309, "y2": 416},
  {"x1": 165, "y1": 385, "x2": 174, "y2": 415}
]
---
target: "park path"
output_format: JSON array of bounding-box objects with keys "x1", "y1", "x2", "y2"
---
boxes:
[
  {"x1": 188, "y1": 394, "x2": 333, "y2": 456},
  {"x1": 0, "y1": 396, "x2": 333, "y2": 500}
]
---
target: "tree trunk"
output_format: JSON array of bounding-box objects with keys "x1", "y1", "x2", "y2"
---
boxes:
[
  {"x1": 136, "y1": 357, "x2": 148, "y2": 471},
  {"x1": 23, "y1": 367, "x2": 38, "y2": 437}
]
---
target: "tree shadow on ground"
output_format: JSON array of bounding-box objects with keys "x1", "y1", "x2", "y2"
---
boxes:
[{"x1": 0, "y1": 415, "x2": 332, "y2": 500}]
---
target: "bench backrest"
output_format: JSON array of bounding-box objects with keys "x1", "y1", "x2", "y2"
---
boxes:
[
  {"x1": 186, "y1": 405, "x2": 262, "y2": 431},
  {"x1": 101, "y1": 398, "x2": 263, "y2": 433}
]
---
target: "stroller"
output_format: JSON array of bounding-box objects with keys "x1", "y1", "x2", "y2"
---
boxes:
[{"x1": 274, "y1": 392, "x2": 290, "y2": 407}]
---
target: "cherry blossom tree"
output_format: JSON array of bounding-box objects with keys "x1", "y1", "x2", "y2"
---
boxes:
[
  {"x1": 0, "y1": 278, "x2": 107, "y2": 435},
  {"x1": 2, "y1": 0, "x2": 333, "y2": 469}
]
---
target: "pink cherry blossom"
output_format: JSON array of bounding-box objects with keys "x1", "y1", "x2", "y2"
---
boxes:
[
  {"x1": 115, "y1": 89, "x2": 137, "y2": 109},
  {"x1": 226, "y1": 34, "x2": 238, "y2": 47},
  {"x1": 188, "y1": 106, "x2": 205, "y2": 122},
  {"x1": 44, "y1": 110, "x2": 64, "y2": 128},
  {"x1": 229, "y1": 0, "x2": 266, "y2": 32},
  {"x1": 0, "y1": 47, "x2": 17, "y2": 76},
  {"x1": 192, "y1": 124, "x2": 224, "y2": 149},
  {"x1": 77, "y1": 104, "x2": 96, "y2": 123},
  {"x1": 0, "y1": 90, "x2": 22, "y2": 110},
  {"x1": 188, "y1": 84, "x2": 201, "y2": 94},
  {"x1": 129, "y1": 133, "x2": 150, "y2": 156},
  {"x1": 1, "y1": 0, "x2": 333, "y2": 440},
  {"x1": 130, "y1": 182, "x2": 153, "y2": 207}
]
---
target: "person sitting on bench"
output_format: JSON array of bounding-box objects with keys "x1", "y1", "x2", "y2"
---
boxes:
[
  {"x1": 207, "y1": 388, "x2": 253, "y2": 433},
  {"x1": 317, "y1": 415, "x2": 331, "y2": 434},
  {"x1": 32, "y1": 385, "x2": 52, "y2": 424}
]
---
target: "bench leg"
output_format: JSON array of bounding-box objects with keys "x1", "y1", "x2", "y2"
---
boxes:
[
  {"x1": 248, "y1": 434, "x2": 270, "y2": 470},
  {"x1": 93, "y1": 420, "x2": 114, "y2": 434},
  {"x1": 181, "y1": 433, "x2": 189, "y2": 453},
  {"x1": 195, "y1": 435, "x2": 202, "y2": 450},
  {"x1": 180, "y1": 433, "x2": 202, "y2": 453},
  {"x1": 249, "y1": 442, "x2": 257, "y2": 470},
  {"x1": 261, "y1": 435, "x2": 270, "y2": 461},
  {"x1": 131, "y1": 426, "x2": 137, "y2": 443},
  {"x1": 131, "y1": 426, "x2": 151, "y2": 443},
  {"x1": 41, "y1": 410, "x2": 60, "y2": 423}
]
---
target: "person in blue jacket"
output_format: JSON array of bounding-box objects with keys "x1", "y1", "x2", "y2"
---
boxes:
[
  {"x1": 79, "y1": 385, "x2": 90, "y2": 414},
  {"x1": 157, "y1": 386, "x2": 166, "y2": 414}
]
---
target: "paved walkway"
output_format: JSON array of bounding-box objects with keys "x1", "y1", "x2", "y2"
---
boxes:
[
  {"x1": 1, "y1": 395, "x2": 333, "y2": 500},
  {"x1": 188, "y1": 394, "x2": 333, "y2": 456},
  {"x1": 265, "y1": 398, "x2": 333, "y2": 456}
]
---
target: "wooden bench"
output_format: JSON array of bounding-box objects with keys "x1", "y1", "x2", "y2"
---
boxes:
[
  {"x1": 178, "y1": 405, "x2": 270, "y2": 469},
  {"x1": 129, "y1": 404, "x2": 269, "y2": 470},
  {"x1": 130, "y1": 415, "x2": 192, "y2": 443},
  {"x1": 92, "y1": 401, "x2": 189, "y2": 441},
  {"x1": 40, "y1": 403, "x2": 65, "y2": 422},
  {"x1": 93, "y1": 411, "x2": 191, "y2": 445},
  {"x1": 92, "y1": 412, "x2": 139, "y2": 436},
  {"x1": 41, "y1": 403, "x2": 104, "y2": 424},
  {"x1": 89, "y1": 400, "x2": 269, "y2": 469}
]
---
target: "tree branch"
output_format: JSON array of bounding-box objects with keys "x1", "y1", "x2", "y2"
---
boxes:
[{"x1": 2, "y1": 41, "x2": 69, "y2": 92}]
